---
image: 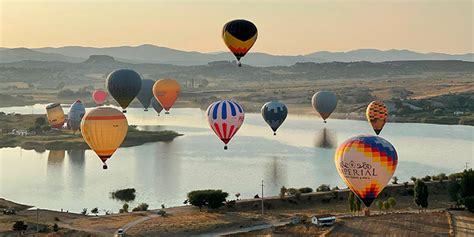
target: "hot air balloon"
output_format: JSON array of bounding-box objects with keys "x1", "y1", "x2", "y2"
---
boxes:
[
  {"x1": 67, "y1": 100, "x2": 86, "y2": 132},
  {"x1": 312, "y1": 91, "x2": 337, "y2": 123},
  {"x1": 222, "y1": 19, "x2": 258, "y2": 67},
  {"x1": 81, "y1": 107, "x2": 128, "y2": 169},
  {"x1": 207, "y1": 100, "x2": 245, "y2": 150},
  {"x1": 46, "y1": 103, "x2": 65, "y2": 129},
  {"x1": 92, "y1": 90, "x2": 107, "y2": 106},
  {"x1": 137, "y1": 79, "x2": 155, "y2": 111},
  {"x1": 366, "y1": 101, "x2": 388, "y2": 135},
  {"x1": 106, "y1": 69, "x2": 142, "y2": 113},
  {"x1": 335, "y1": 135, "x2": 398, "y2": 207},
  {"x1": 153, "y1": 79, "x2": 180, "y2": 114},
  {"x1": 261, "y1": 101, "x2": 287, "y2": 135},
  {"x1": 151, "y1": 97, "x2": 163, "y2": 116}
]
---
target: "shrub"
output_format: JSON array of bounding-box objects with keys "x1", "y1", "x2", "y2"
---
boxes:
[
  {"x1": 464, "y1": 196, "x2": 474, "y2": 212},
  {"x1": 53, "y1": 223, "x2": 59, "y2": 232},
  {"x1": 294, "y1": 190, "x2": 302, "y2": 200},
  {"x1": 12, "y1": 221, "x2": 28, "y2": 231},
  {"x1": 383, "y1": 201, "x2": 391, "y2": 210},
  {"x1": 111, "y1": 188, "x2": 136, "y2": 202},
  {"x1": 410, "y1": 177, "x2": 417, "y2": 182},
  {"x1": 438, "y1": 173, "x2": 447, "y2": 181},
  {"x1": 157, "y1": 210, "x2": 167, "y2": 216},
  {"x1": 316, "y1": 184, "x2": 331, "y2": 192},
  {"x1": 54, "y1": 217, "x2": 60, "y2": 221},
  {"x1": 81, "y1": 208, "x2": 88, "y2": 215},
  {"x1": 287, "y1": 188, "x2": 298, "y2": 196},
  {"x1": 187, "y1": 189, "x2": 229, "y2": 210},
  {"x1": 132, "y1": 203, "x2": 149, "y2": 212},
  {"x1": 298, "y1": 187, "x2": 313, "y2": 193},
  {"x1": 448, "y1": 181, "x2": 461, "y2": 205}
]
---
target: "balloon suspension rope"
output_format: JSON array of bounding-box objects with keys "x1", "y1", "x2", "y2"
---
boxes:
[{"x1": 224, "y1": 145, "x2": 228, "y2": 150}]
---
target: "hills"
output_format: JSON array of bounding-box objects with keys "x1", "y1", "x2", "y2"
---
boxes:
[{"x1": 0, "y1": 45, "x2": 472, "y2": 66}]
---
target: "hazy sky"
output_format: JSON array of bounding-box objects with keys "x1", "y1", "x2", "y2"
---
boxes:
[{"x1": 1, "y1": 0, "x2": 472, "y2": 54}]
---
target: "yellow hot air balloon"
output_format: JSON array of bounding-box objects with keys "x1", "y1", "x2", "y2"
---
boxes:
[
  {"x1": 80, "y1": 107, "x2": 128, "y2": 169},
  {"x1": 46, "y1": 103, "x2": 65, "y2": 129},
  {"x1": 366, "y1": 101, "x2": 388, "y2": 135},
  {"x1": 152, "y1": 79, "x2": 180, "y2": 114}
]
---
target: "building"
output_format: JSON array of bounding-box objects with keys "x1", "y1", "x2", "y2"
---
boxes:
[{"x1": 311, "y1": 214, "x2": 336, "y2": 226}]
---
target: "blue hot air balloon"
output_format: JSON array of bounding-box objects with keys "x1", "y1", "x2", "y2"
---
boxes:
[
  {"x1": 137, "y1": 79, "x2": 155, "y2": 111},
  {"x1": 261, "y1": 101, "x2": 288, "y2": 135},
  {"x1": 106, "y1": 69, "x2": 142, "y2": 113},
  {"x1": 151, "y1": 97, "x2": 163, "y2": 116},
  {"x1": 67, "y1": 100, "x2": 86, "y2": 132}
]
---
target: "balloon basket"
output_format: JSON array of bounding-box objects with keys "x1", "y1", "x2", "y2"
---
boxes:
[
  {"x1": 273, "y1": 132, "x2": 276, "y2": 136},
  {"x1": 224, "y1": 145, "x2": 228, "y2": 150},
  {"x1": 165, "y1": 111, "x2": 170, "y2": 114},
  {"x1": 238, "y1": 62, "x2": 242, "y2": 67},
  {"x1": 122, "y1": 110, "x2": 127, "y2": 113},
  {"x1": 102, "y1": 164, "x2": 108, "y2": 170}
]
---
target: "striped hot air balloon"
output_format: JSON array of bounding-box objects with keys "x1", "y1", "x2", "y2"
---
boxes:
[
  {"x1": 67, "y1": 100, "x2": 86, "y2": 132},
  {"x1": 81, "y1": 107, "x2": 128, "y2": 169},
  {"x1": 335, "y1": 135, "x2": 398, "y2": 207},
  {"x1": 222, "y1": 19, "x2": 258, "y2": 67},
  {"x1": 207, "y1": 100, "x2": 245, "y2": 150},
  {"x1": 366, "y1": 101, "x2": 388, "y2": 135},
  {"x1": 46, "y1": 103, "x2": 65, "y2": 129}
]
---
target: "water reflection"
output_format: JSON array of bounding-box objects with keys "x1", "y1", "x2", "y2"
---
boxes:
[
  {"x1": 314, "y1": 128, "x2": 337, "y2": 148},
  {"x1": 264, "y1": 156, "x2": 287, "y2": 195},
  {"x1": 67, "y1": 150, "x2": 85, "y2": 197},
  {"x1": 47, "y1": 150, "x2": 65, "y2": 195}
]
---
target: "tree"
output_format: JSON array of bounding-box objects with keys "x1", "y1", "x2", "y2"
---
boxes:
[
  {"x1": 81, "y1": 208, "x2": 88, "y2": 215},
  {"x1": 459, "y1": 169, "x2": 474, "y2": 201},
  {"x1": 464, "y1": 197, "x2": 474, "y2": 213},
  {"x1": 410, "y1": 177, "x2": 417, "y2": 182},
  {"x1": 421, "y1": 175, "x2": 432, "y2": 182},
  {"x1": 375, "y1": 200, "x2": 383, "y2": 212},
  {"x1": 348, "y1": 191, "x2": 355, "y2": 213},
  {"x1": 279, "y1": 186, "x2": 287, "y2": 199},
  {"x1": 392, "y1": 176, "x2": 399, "y2": 184},
  {"x1": 12, "y1": 221, "x2": 28, "y2": 231},
  {"x1": 383, "y1": 201, "x2": 391, "y2": 212},
  {"x1": 299, "y1": 187, "x2": 313, "y2": 193},
  {"x1": 387, "y1": 197, "x2": 396, "y2": 210},
  {"x1": 91, "y1": 207, "x2": 99, "y2": 216},
  {"x1": 316, "y1": 184, "x2": 331, "y2": 192},
  {"x1": 187, "y1": 189, "x2": 229, "y2": 210},
  {"x1": 35, "y1": 117, "x2": 46, "y2": 126},
  {"x1": 119, "y1": 203, "x2": 129, "y2": 213},
  {"x1": 414, "y1": 180, "x2": 429, "y2": 211},
  {"x1": 448, "y1": 181, "x2": 461, "y2": 206}
]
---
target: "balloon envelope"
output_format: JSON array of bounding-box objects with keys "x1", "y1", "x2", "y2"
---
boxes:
[
  {"x1": 106, "y1": 69, "x2": 142, "y2": 112},
  {"x1": 366, "y1": 101, "x2": 388, "y2": 135},
  {"x1": 261, "y1": 101, "x2": 287, "y2": 135},
  {"x1": 222, "y1": 19, "x2": 258, "y2": 66},
  {"x1": 92, "y1": 90, "x2": 107, "y2": 105},
  {"x1": 137, "y1": 79, "x2": 155, "y2": 111},
  {"x1": 80, "y1": 107, "x2": 128, "y2": 169},
  {"x1": 151, "y1": 97, "x2": 163, "y2": 115},
  {"x1": 46, "y1": 103, "x2": 65, "y2": 129},
  {"x1": 67, "y1": 100, "x2": 86, "y2": 131},
  {"x1": 335, "y1": 135, "x2": 398, "y2": 207},
  {"x1": 207, "y1": 100, "x2": 245, "y2": 149},
  {"x1": 152, "y1": 79, "x2": 180, "y2": 113},
  {"x1": 312, "y1": 91, "x2": 337, "y2": 122}
]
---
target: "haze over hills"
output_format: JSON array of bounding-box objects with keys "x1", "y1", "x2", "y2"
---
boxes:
[{"x1": 0, "y1": 44, "x2": 472, "y2": 65}]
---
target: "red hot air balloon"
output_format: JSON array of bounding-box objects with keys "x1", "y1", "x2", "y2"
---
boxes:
[{"x1": 92, "y1": 90, "x2": 107, "y2": 106}]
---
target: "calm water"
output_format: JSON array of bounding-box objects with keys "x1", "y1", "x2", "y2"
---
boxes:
[{"x1": 0, "y1": 104, "x2": 472, "y2": 213}]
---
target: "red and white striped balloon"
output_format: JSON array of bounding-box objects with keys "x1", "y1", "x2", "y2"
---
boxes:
[{"x1": 206, "y1": 100, "x2": 245, "y2": 150}]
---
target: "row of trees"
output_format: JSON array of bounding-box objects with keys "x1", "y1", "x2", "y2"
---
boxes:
[{"x1": 448, "y1": 169, "x2": 474, "y2": 212}]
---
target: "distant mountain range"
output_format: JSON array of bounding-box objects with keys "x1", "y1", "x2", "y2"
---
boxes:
[{"x1": 0, "y1": 45, "x2": 472, "y2": 66}]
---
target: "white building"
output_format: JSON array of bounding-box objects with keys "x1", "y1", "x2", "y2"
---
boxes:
[{"x1": 311, "y1": 214, "x2": 336, "y2": 226}]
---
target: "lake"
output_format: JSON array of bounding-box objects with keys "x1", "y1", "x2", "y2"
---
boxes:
[{"x1": 0, "y1": 104, "x2": 472, "y2": 213}]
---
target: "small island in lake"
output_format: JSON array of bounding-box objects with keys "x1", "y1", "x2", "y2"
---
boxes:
[{"x1": 0, "y1": 113, "x2": 182, "y2": 151}]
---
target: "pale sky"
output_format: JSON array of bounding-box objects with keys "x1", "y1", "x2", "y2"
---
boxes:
[{"x1": 1, "y1": 0, "x2": 472, "y2": 54}]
